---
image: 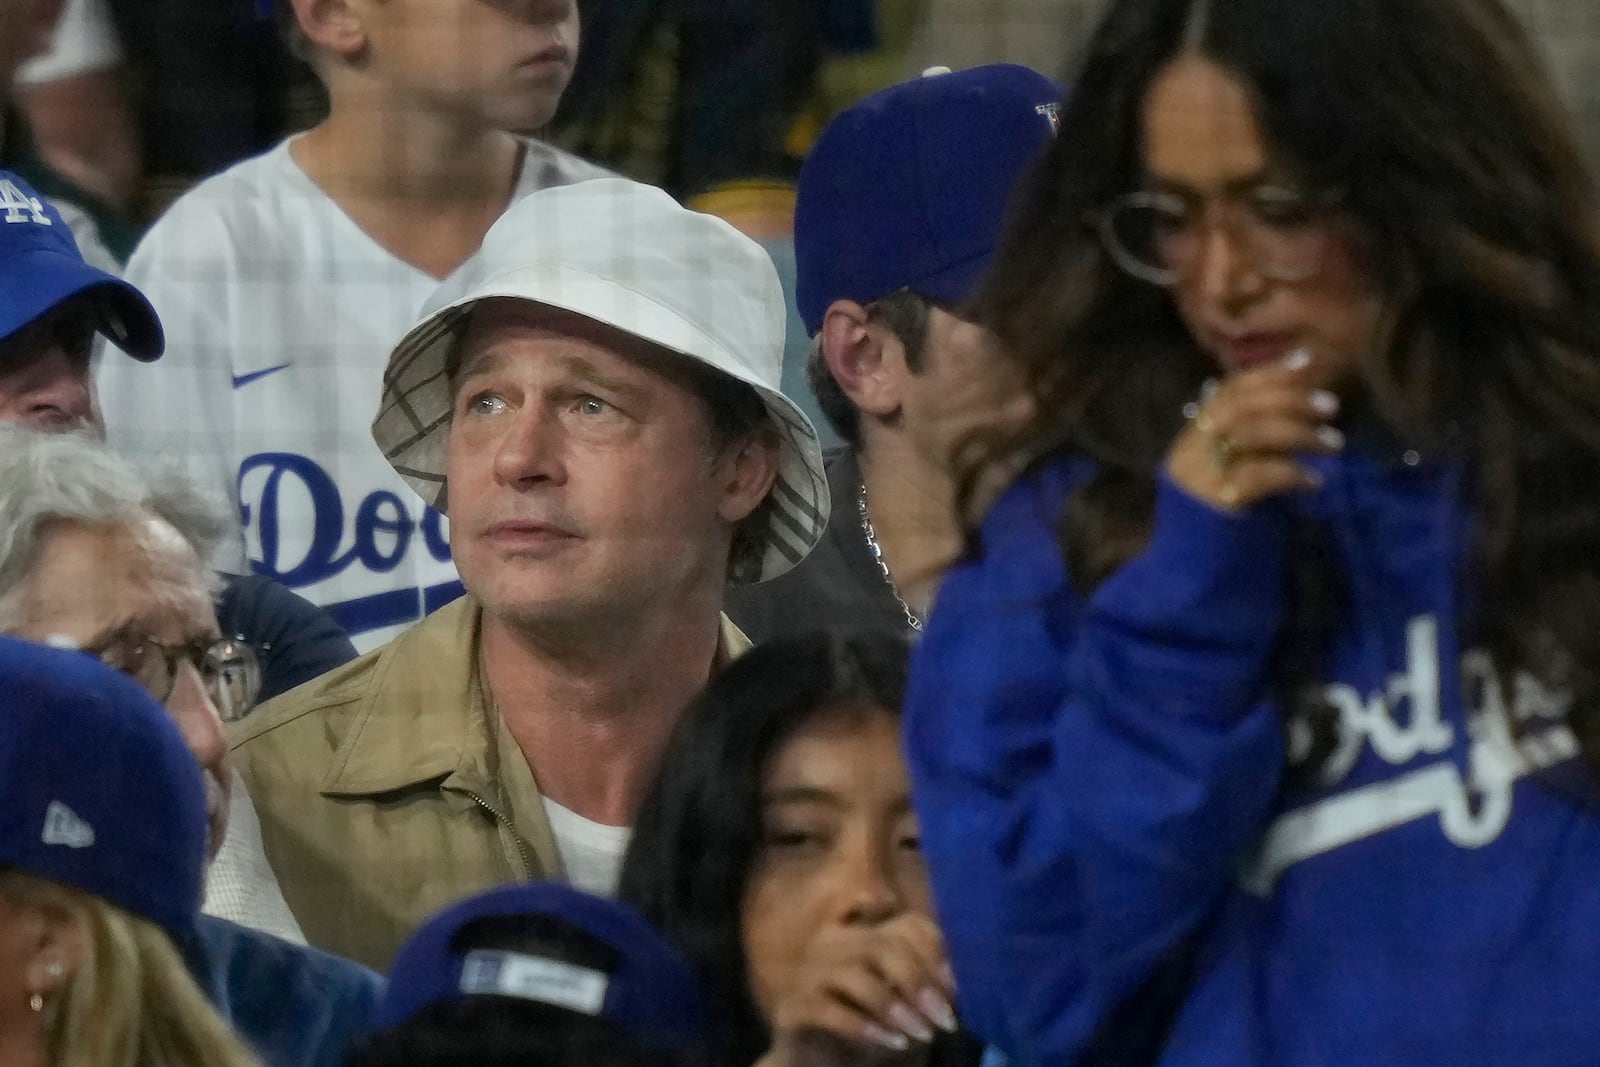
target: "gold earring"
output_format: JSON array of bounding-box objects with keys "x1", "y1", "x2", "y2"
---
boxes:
[{"x1": 29, "y1": 992, "x2": 43, "y2": 1012}]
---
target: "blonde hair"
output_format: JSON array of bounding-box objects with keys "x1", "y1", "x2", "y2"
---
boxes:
[{"x1": 0, "y1": 871, "x2": 262, "y2": 1067}]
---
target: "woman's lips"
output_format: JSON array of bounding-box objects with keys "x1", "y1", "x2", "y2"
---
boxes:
[{"x1": 1221, "y1": 332, "x2": 1296, "y2": 369}]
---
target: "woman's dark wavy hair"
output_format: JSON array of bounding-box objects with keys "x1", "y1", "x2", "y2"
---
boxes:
[
  {"x1": 969, "y1": 0, "x2": 1600, "y2": 769},
  {"x1": 618, "y1": 631, "x2": 980, "y2": 1067}
]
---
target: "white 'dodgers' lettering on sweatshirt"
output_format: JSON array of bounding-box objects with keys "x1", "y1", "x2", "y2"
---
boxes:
[{"x1": 1241, "y1": 616, "x2": 1577, "y2": 895}]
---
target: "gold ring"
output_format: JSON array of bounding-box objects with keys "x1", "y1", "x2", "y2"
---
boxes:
[{"x1": 1209, "y1": 433, "x2": 1238, "y2": 472}]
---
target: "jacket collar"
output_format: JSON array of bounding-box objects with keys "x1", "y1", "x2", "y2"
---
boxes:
[
  {"x1": 319, "y1": 599, "x2": 751, "y2": 798},
  {"x1": 319, "y1": 597, "x2": 487, "y2": 797}
]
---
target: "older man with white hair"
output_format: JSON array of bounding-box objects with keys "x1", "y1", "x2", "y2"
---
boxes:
[
  {"x1": 234, "y1": 178, "x2": 830, "y2": 969},
  {"x1": 0, "y1": 426, "x2": 381, "y2": 1067}
]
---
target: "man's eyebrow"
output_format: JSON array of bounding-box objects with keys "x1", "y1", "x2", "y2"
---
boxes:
[
  {"x1": 76, "y1": 619, "x2": 142, "y2": 653},
  {"x1": 455, "y1": 347, "x2": 652, "y2": 404},
  {"x1": 453, "y1": 346, "x2": 506, "y2": 383},
  {"x1": 556, "y1": 354, "x2": 652, "y2": 404}
]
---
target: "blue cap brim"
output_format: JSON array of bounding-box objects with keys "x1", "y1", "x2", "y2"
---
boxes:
[{"x1": 4, "y1": 247, "x2": 164, "y2": 361}]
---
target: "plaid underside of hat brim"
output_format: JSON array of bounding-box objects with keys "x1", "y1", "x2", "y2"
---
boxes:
[
  {"x1": 374, "y1": 308, "x2": 466, "y2": 512},
  {"x1": 374, "y1": 295, "x2": 830, "y2": 585}
]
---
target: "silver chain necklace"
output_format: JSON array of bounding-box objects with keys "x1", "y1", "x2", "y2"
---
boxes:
[{"x1": 856, "y1": 483, "x2": 923, "y2": 633}]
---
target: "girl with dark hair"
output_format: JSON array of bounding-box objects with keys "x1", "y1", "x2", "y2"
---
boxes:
[
  {"x1": 905, "y1": 0, "x2": 1600, "y2": 1064},
  {"x1": 619, "y1": 631, "x2": 981, "y2": 1067}
]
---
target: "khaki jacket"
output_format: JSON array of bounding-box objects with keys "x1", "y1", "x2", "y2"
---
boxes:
[{"x1": 230, "y1": 597, "x2": 749, "y2": 970}]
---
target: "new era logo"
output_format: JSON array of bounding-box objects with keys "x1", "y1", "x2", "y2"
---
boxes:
[
  {"x1": 0, "y1": 179, "x2": 51, "y2": 226},
  {"x1": 41, "y1": 801, "x2": 94, "y2": 849}
]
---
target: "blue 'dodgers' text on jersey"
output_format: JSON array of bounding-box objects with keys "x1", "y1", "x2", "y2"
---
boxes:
[{"x1": 239, "y1": 452, "x2": 464, "y2": 639}]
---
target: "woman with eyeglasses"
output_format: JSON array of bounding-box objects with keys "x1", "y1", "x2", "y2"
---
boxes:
[{"x1": 905, "y1": 0, "x2": 1600, "y2": 1064}]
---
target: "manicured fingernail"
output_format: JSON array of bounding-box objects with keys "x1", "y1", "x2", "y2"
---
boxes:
[
  {"x1": 1283, "y1": 348, "x2": 1311, "y2": 371},
  {"x1": 918, "y1": 989, "x2": 959, "y2": 1033},
  {"x1": 1310, "y1": 390, "x2": 1339, "y2": 416},
  {"x1": 1303, "y1": 469, "x2": 1325, "y2": 489},
  {"x1": 940, "y1": 962, "x2": 957, "y2": 989},
  {"x1": 1316, "y1": 426, "x2": 1345, "y2": 450},
  {"x1": 863, "y1": 1023, "x2": 911, "y2": 1050},
  {"x1": 888, "y1": 1001, "x2": 934, "y2": 1042},
  {"x1": 1200, "y1": 377, "x2": 1220, "y2": 403}
]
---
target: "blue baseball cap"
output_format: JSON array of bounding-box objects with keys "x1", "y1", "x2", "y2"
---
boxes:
[
  {"x1": 379, "y1": 882, "x2": 706, "y2": 1054},
  {"x1": 794, "y1": 63, "x2": 1063, "y2": 334},
  {"x1": 0, "y1": 636, "x2": 208, "y2": 942},
  {"x1": 0, "y1": 170, "x2": 163, "y2": 360}
]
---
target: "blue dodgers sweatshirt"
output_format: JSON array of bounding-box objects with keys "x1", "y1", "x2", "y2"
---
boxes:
[{"x1": 906, "y1": 446, "x2": 1600, "y2": 1067}]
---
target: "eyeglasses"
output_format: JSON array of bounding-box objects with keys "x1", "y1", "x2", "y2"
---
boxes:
[
  {"x1": 88, "y1": 635, "x2": 262, "y2": 723},
  {"x1": 1091, "y1": 185, "x2": 1344, "y2": 287}
]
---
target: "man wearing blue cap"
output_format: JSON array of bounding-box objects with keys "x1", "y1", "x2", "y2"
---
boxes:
[
  {"x1": 0, "y1": 165, "x2": 160, "y2": 431},
  {"x1": 726, "y1": 63, "x2": 1061, "y2": 641},
  {"x1": 0, "y1": 165, "x2": 357, "y2": 712}
]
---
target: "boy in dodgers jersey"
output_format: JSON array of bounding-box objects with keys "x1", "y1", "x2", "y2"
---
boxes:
[{"x1": 98, "y1": 0, "x2": 607, "y2": 651}]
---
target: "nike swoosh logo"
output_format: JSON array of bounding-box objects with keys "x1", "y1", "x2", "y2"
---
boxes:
[{"x1": 232, "y1": 364, "x2": 291, "y2": 389}]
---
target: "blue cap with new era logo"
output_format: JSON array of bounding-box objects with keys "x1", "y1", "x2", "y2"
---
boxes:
[
  {"x1": 379, "y1": 882, "x2": 706, "y2": 1055},
  {"x1": 0, "y1": 170, "x2": 164, "y2": 361},
  {"x1": 794, "y1": 63, "x2": 1063, "y2": 334},
  {"x1": 0, "y1": 637, "x2": 207, "y2": 942}
]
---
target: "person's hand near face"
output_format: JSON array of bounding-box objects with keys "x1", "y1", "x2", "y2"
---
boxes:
[
  {"x1": 1166, "y1": 348, "x2": 1344, "y2": 511},
  {"x1": 754, "y1": 912, "x2": 957, "y2": 1067},
  {"x1": 886, "y1": 313, "x2": 1037, "y2": 542}
]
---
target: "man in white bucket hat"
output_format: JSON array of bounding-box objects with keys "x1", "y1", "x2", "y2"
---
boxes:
[{"x1": 231, "y1": 178, "x2": 828, "y2": 969}]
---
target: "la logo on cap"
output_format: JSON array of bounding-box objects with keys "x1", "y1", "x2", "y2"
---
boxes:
[
  {"x1": 0, "y1": 179, "x2": 51, "y2": 227},
  {"x1": 42, "y1": 800, "x2": 94, "y2": 849}
]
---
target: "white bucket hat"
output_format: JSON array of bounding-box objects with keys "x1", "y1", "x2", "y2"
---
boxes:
[{"x1": 373, "y1": 178, "x2": 828, "y2": 584}]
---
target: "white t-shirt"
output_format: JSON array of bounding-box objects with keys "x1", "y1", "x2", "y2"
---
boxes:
[
  {"x1": 541, "y1": 796, "x2": 632, "y2": 898},
  {"x1": 205, "y1": 768, "x2": 305, "y2": 944},
  {"x1": 100, "y1": 137, "x2": 609, "y2": 651}
]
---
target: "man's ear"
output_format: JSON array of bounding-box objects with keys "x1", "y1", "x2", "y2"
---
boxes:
[
  {"x1": 818, "y1": 300, "x2": 907, "y2": 419},
  {"x1": 290, "y1": 0, "x2": 366, "y2": 60},
  {"x1": 716, "y1": 425, "x2": 781, "y2": 525}
]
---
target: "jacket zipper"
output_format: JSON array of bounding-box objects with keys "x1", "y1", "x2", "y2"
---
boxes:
[{"x1": 461, "y1": 789, "x2": 535, "y2": 880}]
